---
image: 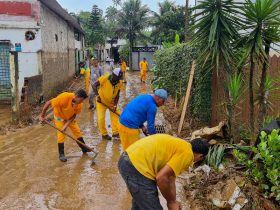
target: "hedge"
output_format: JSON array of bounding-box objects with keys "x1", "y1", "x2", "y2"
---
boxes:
[{"x1": 152, "y1": 43, "x2": 212, "y2": 123}]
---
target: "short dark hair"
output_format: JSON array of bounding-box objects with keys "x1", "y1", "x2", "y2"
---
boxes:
[
  {"x1": 190, "y1": 138, "x2": 210, "y2": 156},
  {"x1": 75, "y1": 89, "x2": 88, "y2": 99}
]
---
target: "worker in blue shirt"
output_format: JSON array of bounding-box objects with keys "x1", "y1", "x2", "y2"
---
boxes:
[{"x1": 118, "y1": 89, "x2": 168, "y2": 150}]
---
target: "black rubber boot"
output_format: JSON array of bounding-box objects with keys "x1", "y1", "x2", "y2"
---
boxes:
[
  {"x1": 58, "y1": 143, "x2": 67, "y2": 162},
  {"x1": 102, "y1": 135, "x2": 112, "y2": 140},
  {"x1": 77, "y1": 137, "x2": 91, "y2": 153},
  {"x1": 112, "y1": 133, "x2": 120, "y2": 138}
]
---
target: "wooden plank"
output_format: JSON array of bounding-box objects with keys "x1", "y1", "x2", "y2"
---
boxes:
[{"x1": 178, "y1": 61, "x2": 196, "y2": 135}]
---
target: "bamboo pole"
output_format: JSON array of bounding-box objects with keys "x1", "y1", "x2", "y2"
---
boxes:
[{"x1": 178, "y1": 61, "x2": 196, "y2": 135}]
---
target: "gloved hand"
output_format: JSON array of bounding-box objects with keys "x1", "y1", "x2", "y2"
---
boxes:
[
  {"x1": 141, "y1": 126, "x2": 148, "y2": 136},
  {"x1": 112, "y1": 105, "x2": 117, "y2": 113},
  {"x1": 97, "y1": 96, "x2": 102, "y2": 103}
]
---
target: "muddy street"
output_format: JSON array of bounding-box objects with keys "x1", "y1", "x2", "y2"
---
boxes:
[{"x1": 0, "y1": 72, "x2": 188, "y2": 210}]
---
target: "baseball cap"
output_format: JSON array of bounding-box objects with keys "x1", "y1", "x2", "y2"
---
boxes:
[
  {"x1": 113, "y1": 68, "x2": 123, "y2": 79},
  {"x1": 155, "y1": 89, "x2": 168, "y2": 100}
]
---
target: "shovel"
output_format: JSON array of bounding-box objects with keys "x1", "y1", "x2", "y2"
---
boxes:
[
  {"x1": 44, "y1": 121, "x2": 98, "y2": 164},
  {"x1": 98, "y1": 101, "x2": 120, "y2": 117},
  {"x1": 98, "y1": 101, "x2": 149, "y2": 136}
]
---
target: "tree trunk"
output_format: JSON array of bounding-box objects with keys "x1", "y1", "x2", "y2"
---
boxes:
[
  {"x1": 249, "y1": 53, "x2": 255, "y2": 141},
  {"x1": 258, "y1": 42, "x2": 271, "y2": 130},
  {"x1": 185, "y1": 0, "x2": 191, "y2": 42},
  {"x1": 110, "y1": 42, "x2": 113, "y2": 58},
  {"x1": 129, "y1": 38, "x2": 133, "y2": 71}
]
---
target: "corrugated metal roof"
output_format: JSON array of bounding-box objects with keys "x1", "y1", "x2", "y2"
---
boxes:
[{"x1": 39, "y1": 0, "x2": 84, "y2": 34}]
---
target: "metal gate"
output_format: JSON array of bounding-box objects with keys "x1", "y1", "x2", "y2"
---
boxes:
[
  {"x1": 132, "y1": 46, "x2": 158, "y2": 71},
  {"x1": 0, "y1": 42, "x2": 11, "y2": 102}
]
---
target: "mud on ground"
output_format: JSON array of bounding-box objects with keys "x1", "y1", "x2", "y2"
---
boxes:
[{"x1": 0, "y1": 77, "x2": 83, "y2": 136}]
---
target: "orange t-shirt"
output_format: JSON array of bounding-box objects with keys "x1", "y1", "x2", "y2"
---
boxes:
[
  {"x1": 51, "y1": 92, "x2": 83, "y2": 120},
  {"x1": 121, "y1": 61, "x2": 127, "y2": 72},
  {"x1": 139, "y1": 61, "x2": 148, "y2": 71}
]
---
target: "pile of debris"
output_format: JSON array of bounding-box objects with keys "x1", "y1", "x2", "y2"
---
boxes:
[
  {"x1": 183, "y1": 165, "x2": 278, "y2": 210},
  {"x1": 180, "y1": 123, "x2": 279, "y2": 210}
]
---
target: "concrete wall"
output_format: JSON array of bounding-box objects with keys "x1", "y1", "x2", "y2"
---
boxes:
[
  {"x1": 132, "y1": 52, "x2": 155, "y2": 71},
  {"x1": 40, "y1": 4, "x2": 76, "y2": 98},
  {"x1": 0, "y1": 27, "x2": 42, "y2": 101}
]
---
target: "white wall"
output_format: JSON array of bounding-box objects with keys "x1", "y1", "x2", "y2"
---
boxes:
[
  {"x1": 0, "y1": 28, "x2": 42, "y2": 97},
  {"x1": 17, "y1": 52, "x2": 40, "y2": 92},
  {"x1": 0, "y1": 28, "x2": 42, "y2": 52}
]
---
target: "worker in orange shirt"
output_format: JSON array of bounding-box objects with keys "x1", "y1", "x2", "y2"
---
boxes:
[
  {"x1": 120, "y1": 59, "x2": 127, "y2": 83},
  {"x1": 139, "y1": 57, "x2": 148, "y2": 83},
  {"x1": 79, "y1": 62, "x2": 91, "y2": 95},
  {"x1": 39, "y1": 89, "x2": 91, "y2": 162}
]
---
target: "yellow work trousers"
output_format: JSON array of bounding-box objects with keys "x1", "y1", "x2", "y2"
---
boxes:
[
  {"x1": 85, "y1": 77, "x2": 90, "y2": 95},
  {"x1": 96, "y1": 101, "x2": 120, "y2": 136},
  {"x1": 140, "y1": 69, "x2": 147, "y2": 82},
  {"x1": 118, "y1": 122, "x2": 140, "y2": 150},
  {"x1": 122, "y1": 71, "x2": 126, "y2": 82},
  {"x1": 54, "y1": 119, "x2": 82, "y2": 143}
]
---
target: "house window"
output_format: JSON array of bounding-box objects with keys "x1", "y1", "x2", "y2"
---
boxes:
[
  {"x1": 74, "y1": 31, "x2": 81, "y2": 41},
  {"x1": 55, "y1": 34, "x2": 58, "y2": 42}
]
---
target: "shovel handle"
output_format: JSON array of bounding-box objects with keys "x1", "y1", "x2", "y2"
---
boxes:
[
  {"x1": 98, "y1": 101, "x2": 120, "y2": 117},
  {"x1": 44, "y1": 121, "x2": 98, "y2": 155}
]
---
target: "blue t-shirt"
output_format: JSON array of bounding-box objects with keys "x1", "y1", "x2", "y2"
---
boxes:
[{"x1": 120, "y1": 95, "x2": 157, "y2": 134}]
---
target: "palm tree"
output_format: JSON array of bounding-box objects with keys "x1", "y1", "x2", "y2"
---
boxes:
[
  {"x1": 151, "y1": 1, "x2": 185, "y2": 44},
  {"x1": 191, "y1": 0, "x2": 244, "y2": 141},
  {"x1": 191, "y1": 0, "x2": 243, "y2": 74},
  {"x1": 241, "y1": 0, "x2": 280, "y2": 135},
  {"x1": 185, "y1": 0, "x2": 190, "y2": 41},
  {"x1": 116, "y1": 0, "x2": 150, "y2": 71},
  {"x1": 258, "y1": 27, "x2": 280, "y2": 128}
]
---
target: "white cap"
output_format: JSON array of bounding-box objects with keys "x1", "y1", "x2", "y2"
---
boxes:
[{"x1": 113, "y1": 68, "x2": 122, "y2": 77}]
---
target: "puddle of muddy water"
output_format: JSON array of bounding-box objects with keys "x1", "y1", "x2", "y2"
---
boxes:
[{"x1": 0, "y1": 72, "x2": 189, "y2": 210}]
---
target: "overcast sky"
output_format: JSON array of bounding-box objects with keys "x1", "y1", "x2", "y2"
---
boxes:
[{"x1": 57, "y1": 0, "x2": 197, "y2": 13}]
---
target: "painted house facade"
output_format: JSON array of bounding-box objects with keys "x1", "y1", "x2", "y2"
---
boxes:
[{"x1": 0, "y1": 0, "x2": 85, "y2": 121}]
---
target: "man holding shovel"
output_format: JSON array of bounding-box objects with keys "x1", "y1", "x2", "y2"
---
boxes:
[
  {"x1": 118, "y1": 134, "x2": 210, "y2": 210},
  {"x1": 92, "y1": 68, "x2": 123, "y2": 140},
  {"x1": 118, "y1": 89, "x2": 168, "y2": 150},
  {"x1": 39, "y1": 89, "x2": 91, "y2": 162}
]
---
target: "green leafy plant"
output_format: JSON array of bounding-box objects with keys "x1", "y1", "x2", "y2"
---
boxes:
[
  {"x1": 162, "y1": 33, "x2": 181, "y2": 48},
  {"x1": 262, "y1": 115, "x2": 275, "y2": 128},
  {"x1": 116, "y1": 0, "x2": 150, "y2": 71},
  {"x1": 242, "y1": 130, "x2": 280, "y2": 203},
  {"x1": 206, "y1": 144, "x2": 226, "y2": 169},
  {"x1": 118, "y1": 42, "x2": 130, "y2": 64},
  {"x1": 153, "y1": 43, "x2": 212, "y2": 122},
  {"x1": 191, "y1": 0, "x2": 243, "y2": 73},
  {"x1": 151, "y1": 1, "x2": 186, "y2": 44},
  {"x1": 233, "y1": 149, "x2": 248, "y2": 163},
  {"x1": 226, "y1": 73, "x2": 245, "y2": 143},
  {"x1": 241, "y1": 0, "x2": 280, "y2": 134},
  {"x1": 238, "y1": 124, "x2": 251, "y2": 143}
]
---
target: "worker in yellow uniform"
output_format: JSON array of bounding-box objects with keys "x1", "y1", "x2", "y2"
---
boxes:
[
  {"x1": 118, "y1": 134, "x2": 210, "y2": 210},
  {"x1": 92, "y1": 68, "x2": 123, "y2": 140},
  {"x1": 39, "y1": 89, "x2": 91, "y2": 162},
  {"x1": 79, "y1": 62, "x2": 91, "y2": 95},
  {"x1": 120, "y1": 59, "x2": 127, "y2": 83},
  {"x1": 118, "y1": 89, "x2": 168, "y2": 150},
  {"x1": 139, "y1": 57, "x2": 148, "y2": 83}
]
